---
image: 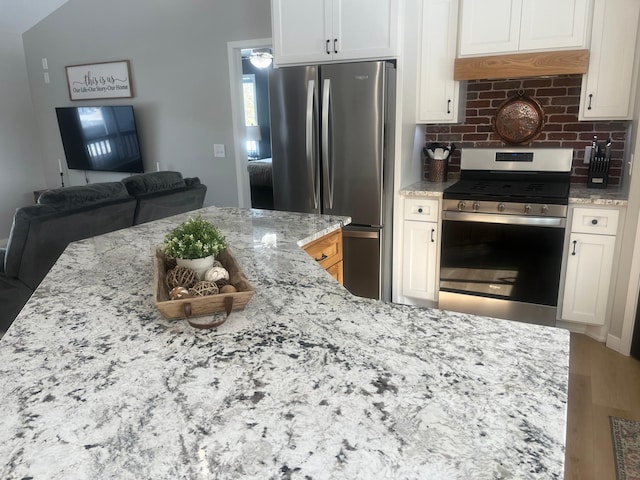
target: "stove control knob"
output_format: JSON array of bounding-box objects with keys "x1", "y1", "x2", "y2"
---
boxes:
[
  {"x1": 473, "y1": 202, "x2": 480, "y2": 212},
  {"x1": 524, "y1": 204, "x2": 532, "y2": 214},
  {"x1": 498, "y1": 203, "x2": 506, "y2": 213},
  {"x1": 541, "y1": 205, "x2": 549, "y2": 215},
  {"x1": 457, "y1": 201, "x2": 466, "y2": 211}
]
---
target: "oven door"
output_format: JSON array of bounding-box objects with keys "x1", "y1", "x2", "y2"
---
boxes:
[{"x1": 439, "y1": 211, "x2": 566, "y2": 325}]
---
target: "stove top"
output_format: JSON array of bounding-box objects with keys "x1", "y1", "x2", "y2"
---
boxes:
[
  {"x1": 444, "y1": 148, "x2": 573, "y2": 205},
  {"x1": 443, "y1": 178, "x2": 570, "y2": 204}
]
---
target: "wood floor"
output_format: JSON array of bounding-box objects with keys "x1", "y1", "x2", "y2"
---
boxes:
[{"x1": 565, "y1": 333, "x2": 640, "y2": 479}]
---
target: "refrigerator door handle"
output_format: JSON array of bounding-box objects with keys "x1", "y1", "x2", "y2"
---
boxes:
[
  {"x1": 322, "y1": 78, "x2": 333, "y2": 209},
  {"x1": 306, "y1": 79, "x2": 318, "y2": 209}
]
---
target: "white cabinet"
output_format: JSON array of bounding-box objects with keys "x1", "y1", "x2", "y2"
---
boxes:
[
  {"x1": 561, "y1": 207, "x2": 619, "y2": 325},
  {"x1": 402, "y1": 198, "x2": 440, "y2": 301},
  {"x1": 417, "y1": 0, "x2": 466, "y2": 123},
  {"x1": 578, "y1": 0, "x2": 640, "y2": 120},
  {"x1": 271, "y1": 0, "x2": 399, "y2": 66},
  {"x1": 459, "y1": 0, "x2": 591, "y2": 56}
]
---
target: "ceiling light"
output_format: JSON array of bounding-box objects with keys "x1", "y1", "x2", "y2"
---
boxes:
[{"x1": 250, "y1": 49, "x2": 273, "y2": 69}]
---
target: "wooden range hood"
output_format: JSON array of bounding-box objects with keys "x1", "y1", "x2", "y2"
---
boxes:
[{"x1": 453, "y1": 49, "x2": 589, "y2": 80}]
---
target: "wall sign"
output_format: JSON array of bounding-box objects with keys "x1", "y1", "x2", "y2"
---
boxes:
[{"x1": 65, "y1": 60, "x2": 133, "y2": 100}]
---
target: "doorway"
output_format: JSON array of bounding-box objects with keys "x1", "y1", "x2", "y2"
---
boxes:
[{"x1": 227, "y1": 39, "x2": 274, "y2": 210}]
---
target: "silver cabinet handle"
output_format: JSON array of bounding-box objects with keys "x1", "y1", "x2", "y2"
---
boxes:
[
  {"x1": 571, "y1": 240, "x2": 577, "y2": 255},
  {"x1": 333, "y1": 38, "x2": 338, "y2": 54},
  {"x1": 325, "y1": 39, "x2": 331, "y2": 55},
  {"x1": 430, "y1": 228, "x2": 435, "y2": 243},
  {"x1": 588, "y1": 94, "x2": 593, "y2": 110}
]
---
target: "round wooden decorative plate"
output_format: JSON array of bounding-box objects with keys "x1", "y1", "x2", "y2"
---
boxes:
[{"x1": 494, "y1": 92, "x2": 544, "y2": 144}]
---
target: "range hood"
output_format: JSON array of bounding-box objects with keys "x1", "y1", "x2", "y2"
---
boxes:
[{"x1": 453, "y1": 49, "x2": 589, "y2": 81}]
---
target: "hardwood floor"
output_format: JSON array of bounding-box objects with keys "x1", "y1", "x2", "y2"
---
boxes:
[{"x1": 565, "y1": 333, "x2": 640, "y2": 479}]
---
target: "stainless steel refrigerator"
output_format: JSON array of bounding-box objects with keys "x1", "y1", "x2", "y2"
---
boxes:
[{"x1": 268, "y1": 61, "x2": 395, "y2": 301}]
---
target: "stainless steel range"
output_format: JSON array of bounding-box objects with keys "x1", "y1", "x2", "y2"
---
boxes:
[{"x1": 439, "y1": 148, "x2": 573, "y2": 326}]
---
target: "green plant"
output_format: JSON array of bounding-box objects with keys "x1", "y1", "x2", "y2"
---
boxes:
[{"x1": 163, "y1": 215, "x2": 227, "y2": 259}]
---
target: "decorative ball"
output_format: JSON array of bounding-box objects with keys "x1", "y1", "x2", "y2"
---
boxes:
[
  {"x1": 220, "y1": 284, "x2": 238, "y2": 294},
  {"x1": 166, "y1": 266, "x2": 199, "y2": 289},
  {"x1": 169, "y1": 286, "x2": 191, "y2": 300},
  {"x1": 214, "y1": 278, "x2": 229, "y2": 288},
  {"x1": 189, "y1": 281, "x2": 219, "y2": 297},
  {"x1": 204, "y1": 266, "x2": 229, "y2": 283},
  {"x1": 212, "y1": 260, "x2": 224, "y2": 268}
]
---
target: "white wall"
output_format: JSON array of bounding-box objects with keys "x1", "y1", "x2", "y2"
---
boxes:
[
  {"x1": 21, "y1": 0, "x2": 271, "y2": 208},
  {"x1": 0, "y1": 29, "x2": 46, "y2": 239}
]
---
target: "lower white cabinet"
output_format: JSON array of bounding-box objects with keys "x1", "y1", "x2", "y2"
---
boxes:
[
  {"x1": 402, "y1": 198, "x2": 440, "y2": 302},
  {"x1": 561, "y1": 207, "x2": 619, "y2": 325}
]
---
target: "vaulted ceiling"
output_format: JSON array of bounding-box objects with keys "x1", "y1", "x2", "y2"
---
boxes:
[{"x1": 0, "y1": 0, "x2": 68, "y2": 33}]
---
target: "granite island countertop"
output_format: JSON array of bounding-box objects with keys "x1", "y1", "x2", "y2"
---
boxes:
[{"x1": 0, "y1": 207, "x2": 569, "y2": 479}]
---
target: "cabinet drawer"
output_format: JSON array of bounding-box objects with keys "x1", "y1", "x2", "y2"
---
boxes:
[
  {"x1": 404, "y1": 198, "x2": 439, "y2": 222},
  {"x1": 303, "y1": 229, "x2": 343, "y2": 270},
  {"x1": 570, "y1": 207, "x2": 619, "y2": 235}
]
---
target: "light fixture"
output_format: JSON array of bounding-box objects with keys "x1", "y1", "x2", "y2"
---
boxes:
[{"x1": 249, "y1": 49, "x2": 273, "y2": 69}]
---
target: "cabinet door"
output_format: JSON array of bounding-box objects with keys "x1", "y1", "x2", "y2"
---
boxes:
[
  {"x1": 402, "y1": 220, "x2": 438, "y2": 301},
  {"x1": 459, "y1": 0, "x2": 522, "y2": 56},
  {"x1": 519, "y1": 0, "x2": 590, "y2": 51},
  {"x1": 579, "y1": 0, "x2": 640, "y2": 120},
  {"x1": 561, "y1": 232, "x2": 615, "y2": 325},
  {"x1": 272, "y1": 0, "x2": 332, "y2": 65},
  {"x1": 332, "y1": 0, "x2": 399, "y2": 60},
  {"x1": 417, "y1": 0, "x2": 465, "y2": 123}
]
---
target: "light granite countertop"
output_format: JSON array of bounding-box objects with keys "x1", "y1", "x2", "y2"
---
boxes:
[
  {"x1": 401, "y1": 179, "x2": 629, "y2": 206},
  {"x1": 0, "y1": 207, "x2": 569, "y2": 479}
]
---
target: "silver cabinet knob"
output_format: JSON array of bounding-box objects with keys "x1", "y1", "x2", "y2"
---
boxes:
[
  {"x1": 457, "y1": 201, "x2": 466, "y2": 211},
  {"x1": 472, "y1": 202, "x2": 480, "y2": 212},
  {"x1": 524, "y1": 204, "x2": 532, "y2": 214},
  {"x1": 498, "y1": 203, "x2": 506, "y2": 212},
  {"x1": 541, "y1": 205, "x2": 549, "y2": 215}
]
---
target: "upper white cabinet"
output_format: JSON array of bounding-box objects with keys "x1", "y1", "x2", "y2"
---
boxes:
[
  {"x1": 578, "y1": 0, "x2": 640, "y2": 120},
  {"x1": 271, "y1": 0, "x2": 399, "y2": 66},
  {"x1": 417, "y1": 0, "x2": 466, "y2": 123},
  {"x1": 459, "y1": 0, "x2": 591, "y2": 56}
]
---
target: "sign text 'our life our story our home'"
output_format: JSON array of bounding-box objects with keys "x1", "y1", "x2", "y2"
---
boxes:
[{"x1": 65, "y1": 60, "x2": 133, "y2": 101}]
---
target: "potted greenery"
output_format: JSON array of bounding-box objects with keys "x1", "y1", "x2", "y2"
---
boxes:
[{"x1": 163, "y1": 215, "x2": 227, "y2": 279}]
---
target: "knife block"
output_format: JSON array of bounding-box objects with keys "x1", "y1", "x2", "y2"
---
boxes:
[{"x1": 587, "y1": 156, "x2": 610, "y2": 188}]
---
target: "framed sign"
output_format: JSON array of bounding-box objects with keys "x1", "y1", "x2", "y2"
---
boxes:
[{"x1": 65, "y1": 60, "x2": 133, "y2": 101}]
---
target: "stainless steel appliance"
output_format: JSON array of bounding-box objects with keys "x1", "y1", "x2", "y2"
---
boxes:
[
  {"x1": 268, "y1": 61, "x2": 396, "y2": 300},
  {"x1": 439, "y1": 148, "x2": 573, "y2": 326}
]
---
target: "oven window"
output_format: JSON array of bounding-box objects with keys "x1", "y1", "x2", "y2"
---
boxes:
[{"x1": 440, "y1": 220, "x2": 564, "y2": 306}]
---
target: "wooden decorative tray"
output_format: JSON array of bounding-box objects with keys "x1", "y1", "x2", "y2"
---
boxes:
[{"x1": 153, "y1": 247, "x2": 254, "y2": 328}]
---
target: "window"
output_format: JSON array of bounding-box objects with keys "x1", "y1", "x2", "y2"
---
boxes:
[{"x1": 243, "y1": 74, "x2": 260, "y2": 158}]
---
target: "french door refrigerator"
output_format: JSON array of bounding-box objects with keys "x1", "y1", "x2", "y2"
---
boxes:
[{"x1": 268, "y1": 61, "x2": 395, "y2": 301}]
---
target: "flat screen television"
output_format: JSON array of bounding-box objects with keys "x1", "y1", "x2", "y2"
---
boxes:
[{"x1": 55, "y1": 105, "x2": 144, "y2": 173}]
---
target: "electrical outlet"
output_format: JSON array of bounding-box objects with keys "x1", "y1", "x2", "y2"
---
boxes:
[
  {"x1": 213, "y1": 144, "x2": 225, "y2": 158},
  {"x1": 583, "y1": 146, "x2": 592, "y2": 164}
]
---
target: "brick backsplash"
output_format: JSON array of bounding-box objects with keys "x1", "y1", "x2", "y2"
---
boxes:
[{"x1": 423, "y1": 74, "x2": 629, "y2": 185}]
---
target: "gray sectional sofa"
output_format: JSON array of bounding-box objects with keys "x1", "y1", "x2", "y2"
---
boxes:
[{"x1": 0, "y1": 171, "x2": 206, "y2": 331}]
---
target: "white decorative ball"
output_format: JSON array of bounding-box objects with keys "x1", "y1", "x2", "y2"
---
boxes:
[{"x1": 204, "y1": 266, "x2": 229, "y2": 283}]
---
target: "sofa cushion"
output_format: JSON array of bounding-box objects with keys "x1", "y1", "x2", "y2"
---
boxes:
[
  {"x1": 38, "y1": 182, "x2": 130, "y2": 209},
  {"x1": 122, "y1": 171, "x2": 186, "y2": 196}
]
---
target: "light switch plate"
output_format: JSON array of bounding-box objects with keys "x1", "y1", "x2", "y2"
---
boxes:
[{"x1": 213, "y1": 144, "x2": 225, "y2": 158}]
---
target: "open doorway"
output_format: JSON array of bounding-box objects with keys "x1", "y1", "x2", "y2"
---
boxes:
[{"x1": 227, "y1": 39, "x2": 274, "y2": 210}]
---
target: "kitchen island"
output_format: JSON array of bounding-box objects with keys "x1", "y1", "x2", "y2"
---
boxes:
[{"x1": 0, "y1": 207, "x2": 569, "y2": 479}]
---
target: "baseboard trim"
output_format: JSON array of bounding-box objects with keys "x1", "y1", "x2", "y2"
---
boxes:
[{"x1": 606, "y1": 333, "x2": 622, "y2": 353}]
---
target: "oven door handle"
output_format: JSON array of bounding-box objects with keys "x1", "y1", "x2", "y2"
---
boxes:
[{"x1": 443, "y1": 211, "x2": 566, "y2": 228}]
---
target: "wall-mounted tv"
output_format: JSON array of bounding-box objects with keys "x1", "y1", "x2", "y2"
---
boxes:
[{"x1": 55, "y1": 105, "x2": 144, "y2": 173}]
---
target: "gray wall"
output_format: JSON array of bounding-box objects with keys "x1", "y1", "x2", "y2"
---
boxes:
[
  {"x1": 0, "y1": 29, "x2": 46, "y2": 239},
  {"x1": 22, "y1": 0, "x2": 271, "y2": 208}
]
